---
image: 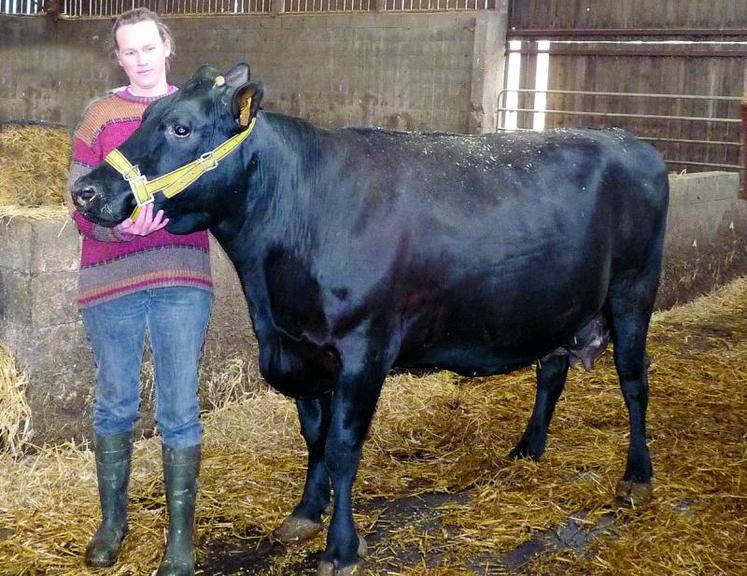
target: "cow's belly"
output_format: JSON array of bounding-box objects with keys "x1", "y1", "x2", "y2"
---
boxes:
[
  {"x1": 395, "y1": 268, "x2": 607, "y2": 376},
  {"x1": 396, "y1": 342, "x2": 535, "y2": 376}
]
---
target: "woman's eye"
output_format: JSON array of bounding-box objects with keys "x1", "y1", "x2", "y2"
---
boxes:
[{"x1": 171, "y1": 123, "x2": 191, "y2": 138}]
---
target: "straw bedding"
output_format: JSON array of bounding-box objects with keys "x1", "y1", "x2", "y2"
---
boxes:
[
  {"x1": 0, "y1": 343, "x2": 32, "y2": 459},
  {"x1": 0, "y1": 276, "x2": 743, "y2": 575}
]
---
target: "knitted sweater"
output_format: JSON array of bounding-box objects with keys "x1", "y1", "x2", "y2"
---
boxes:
[{"x1": 68, "y1": 86, "x2": 213, "y2": 309}]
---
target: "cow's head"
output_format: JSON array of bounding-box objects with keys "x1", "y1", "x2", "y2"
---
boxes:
[{"x1": 72, "y1": 63, "x2": 263, "y2": 234}]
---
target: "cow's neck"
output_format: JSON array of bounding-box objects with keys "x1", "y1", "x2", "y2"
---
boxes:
[{"x1": 210, "y1": 112, "x2": 324, "y2": 274}]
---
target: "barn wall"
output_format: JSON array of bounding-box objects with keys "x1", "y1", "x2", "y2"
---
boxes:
[
  {"x1": 0, "y1": 9, "x2": 507, "y2": 133},
  {"x1": 508, "y1": 0, "x2": 747, "y2": 29}
]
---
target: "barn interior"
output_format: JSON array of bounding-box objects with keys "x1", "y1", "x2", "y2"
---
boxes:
[{"x1": 0, "y1": 0, "x2": 745, "y2": 574}]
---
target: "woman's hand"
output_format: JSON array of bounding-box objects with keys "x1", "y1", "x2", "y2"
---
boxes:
[{"x1": 115, "y1": 203, "x2": 170, "y2": 237}]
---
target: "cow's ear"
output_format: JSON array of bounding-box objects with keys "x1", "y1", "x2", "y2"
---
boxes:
[
  {"x1": 224, "y1": 62, "x2": 251, "y2": 88},
  {"x1": 233, "y1": 82, "x2": 264, "y2": 128}
]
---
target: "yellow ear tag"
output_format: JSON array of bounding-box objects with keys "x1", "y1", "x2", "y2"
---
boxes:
[
  {"x1": 214, "y1": 75, "x2": 225, "y2": 88},
  {"x1": 239, "y1": 95, "x2": 253, "y2": 128}
]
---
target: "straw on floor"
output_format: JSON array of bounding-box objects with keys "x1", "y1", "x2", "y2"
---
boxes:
[{"x1": 0, "y1": 277, "x2": 744, "y2": 576}]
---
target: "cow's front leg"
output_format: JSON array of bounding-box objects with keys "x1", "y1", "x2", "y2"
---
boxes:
[
  {"x1": 274, "y1": 394, "x2": 333, "y2": 544},
  {"x1": 317, "y1": 375, "x2": 384, "y2": 576}
]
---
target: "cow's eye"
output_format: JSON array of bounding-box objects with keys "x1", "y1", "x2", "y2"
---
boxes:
[{"x1": 170, "y1": 123, "x2": 191, "y2": 138}]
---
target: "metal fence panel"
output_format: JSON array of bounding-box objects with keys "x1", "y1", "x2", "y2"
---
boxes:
[{"x1": 0, "y1": 0, "x2": 494, "y2": 14}]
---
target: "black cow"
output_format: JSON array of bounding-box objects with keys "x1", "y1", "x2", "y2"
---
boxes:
[{"x1": 73, "y1": 64, "x2": 669, "y2": 575}]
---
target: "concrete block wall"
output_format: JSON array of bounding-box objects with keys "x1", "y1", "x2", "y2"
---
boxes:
[
  {"x1": 658, "y1": 172, "x2": 747, "y2": 308},
  {"x1": 0, "y1": 218, "x2": 255, "y2": 443},
  {"x1": 0, "y1": 218, "x2": 85, "y2": 442},
  {"x1": 0, "y1": 9, "x2": 507, "y2": 134}
]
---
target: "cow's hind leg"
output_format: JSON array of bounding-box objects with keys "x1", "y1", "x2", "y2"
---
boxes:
[
  {"x1": 274, "y1": 395, "x2": 333, "y2": 544},
  {"x1": 607, "y1": 275, "x2": 657, "y2": 506},
  {"x1": 509, "y1": 354, "x2": 570, "y2": 460}
]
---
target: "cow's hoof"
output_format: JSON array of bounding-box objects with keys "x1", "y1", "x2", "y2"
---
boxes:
[
  {"x1": 272, "y1": 516, "x2": 323, "y2": 544},
  {"x1": 615, "y1": 479, "x2": 653, "y2": 506},
  {"x1": 357, "y1": 534, "x2": 368, "y2": 558},
  {"x1": 316, "y1": 535, "x2": 368, "y2": 576},
  {"x1": 508, "y1": 445, "x2": 542, "y2": 461},
  {"x1": 317, "y1": 561, "x2": 363, "y2": 576}
]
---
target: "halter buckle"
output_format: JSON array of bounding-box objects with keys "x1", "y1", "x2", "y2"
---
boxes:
[
  {"x1": 122, "y1": 163, "x2": 142, "y2": 181},
  {"x1": 199, "y1": 151, "x2": 218, "y2": 171},
  {"x1": 126, "y1": 172, "x2": 153, "y2": 207}
]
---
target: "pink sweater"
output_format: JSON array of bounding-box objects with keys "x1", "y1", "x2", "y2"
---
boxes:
[{"x1": 69, "y1": 87, "x2": 213, "y2": 308}]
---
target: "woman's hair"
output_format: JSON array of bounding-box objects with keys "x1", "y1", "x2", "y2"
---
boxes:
[{"x1": 111, "y1": 8, "x2": 175, "y2": 66}]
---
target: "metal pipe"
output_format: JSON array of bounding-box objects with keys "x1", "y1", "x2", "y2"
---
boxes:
[
  {"x1": 496, "y1": 106, "x2": 741, "y2": 125},
  {"x1": 664, "y1": 160, "x2": 742, "y2": 170},
  {"x1": 497, "y1": 88, "x2": 742, "y2": 103},
  {"x1": 508, "y1": 28, "x2": 747, "y2": 39},
  {"x1": 636, "y1": 136, "x2": 741, "y2": 148},
  {"x1": 495, "y1": 88, "x2": 743, "y2": 174},
  {"x1": 492, "y1": 130, "x2": 740, "y2": 169},
  {"x1": 507, "y1": 48, "x2": 747, "y2": 59},
  {"x1": 494, "y1": 128, "x2": 740, "y2": 149}
]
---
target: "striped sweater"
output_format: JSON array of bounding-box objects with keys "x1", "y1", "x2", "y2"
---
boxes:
[{"x1": 68, "y1": 86, "x2": 213, "y2": 309}]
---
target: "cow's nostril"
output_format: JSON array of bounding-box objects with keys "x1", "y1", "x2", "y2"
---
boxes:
[{"x1": 75, "y1": 186, "x2": 98, "y2": 203}]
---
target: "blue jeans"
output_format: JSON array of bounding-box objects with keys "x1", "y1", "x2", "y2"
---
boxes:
[{"x1": 82, "y1": 287, "x2": 213, "y2": 449}]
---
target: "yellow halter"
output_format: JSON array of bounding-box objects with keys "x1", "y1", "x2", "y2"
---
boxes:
[{"x1": 104, "y1": 117, "x2": 257, "y2": 220}]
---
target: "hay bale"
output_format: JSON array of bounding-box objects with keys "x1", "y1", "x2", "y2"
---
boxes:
[{"x1": 0, "y1": 121, "x2": 71, "y2": 209}]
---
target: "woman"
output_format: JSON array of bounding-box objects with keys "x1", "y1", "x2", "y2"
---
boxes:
[{"x1": 67, "y1": 8, "x2": 211, "y2": 575}]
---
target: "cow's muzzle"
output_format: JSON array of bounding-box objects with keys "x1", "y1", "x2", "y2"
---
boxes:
[{"x1": 71, "y1": 181, "x2": 125, "y2": 225}]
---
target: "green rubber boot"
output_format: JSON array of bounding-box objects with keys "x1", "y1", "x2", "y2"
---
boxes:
[
  {"x1": 156, "y1": 443, "x2": 201, "y2": 576},
  {"x1": 85, "y1": 432, "x2": 132, "y2": 567}
]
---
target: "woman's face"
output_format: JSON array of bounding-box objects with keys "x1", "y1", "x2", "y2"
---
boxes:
[{"x1": 115, "y1": 20, "x2": 171, "y2": 96}]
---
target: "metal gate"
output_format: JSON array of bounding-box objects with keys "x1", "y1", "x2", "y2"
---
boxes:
[
  {"x1": 504, "y1": 0, "x2": 747, "y2": 180},
  {"x1": 497, "y1": 87, "x2": 744, "y2": 174}
]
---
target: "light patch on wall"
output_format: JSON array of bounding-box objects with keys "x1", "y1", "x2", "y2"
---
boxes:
[
  {"x1": 532, "y1": 40, "x2": 550, "y2": 131},
  {"x1": 504, "y1": 40, "x2": 522, "y2": 131}
]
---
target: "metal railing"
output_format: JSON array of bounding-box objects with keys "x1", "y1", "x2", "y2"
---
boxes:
[
  {"x1": 497, "y1": 88, "x2": 744, "y2": 172},
  {"x1": 0, "y1": 0, "x2": 494, "y2": 14},
  {"x1": 1, "y1": 0, "x2": 37, "y2": 13}
]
